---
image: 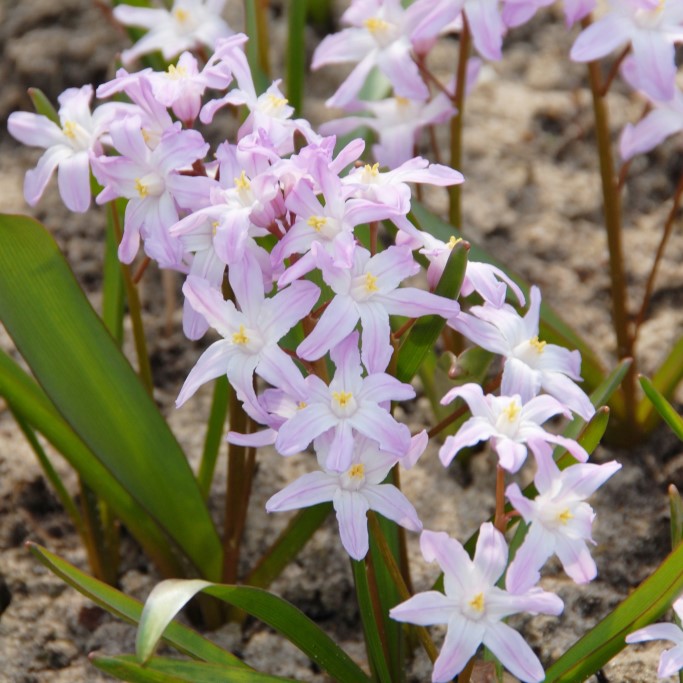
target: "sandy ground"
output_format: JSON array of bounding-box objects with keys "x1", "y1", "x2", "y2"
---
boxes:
[{"x1": 0, "y1": 1, "x2": 682, "y2": 681}]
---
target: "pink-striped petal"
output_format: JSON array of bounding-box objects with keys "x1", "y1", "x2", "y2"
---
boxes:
[
  {"x1": 266, "y1": 471, "x2": 338, "y2": 512},
  {"x1": 389, "y1": 590, "x2": 458, "y2": 626},
  {"x1": 333, "y1": 489, "x2": 370, "y2": 560},
  {"x1": 483, "y1": 621, "x2": 546, "y2": 683},
  {"x1": 362, "y1": 484, "x2": 422, "y2": 531},
  {"x1": 432, "y1": 616, "x2": 485, "y2": 683}
]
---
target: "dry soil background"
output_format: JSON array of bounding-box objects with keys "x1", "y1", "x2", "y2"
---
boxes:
[{"x1": 0, "y1": 1, "x2": 682, "y2": 682}]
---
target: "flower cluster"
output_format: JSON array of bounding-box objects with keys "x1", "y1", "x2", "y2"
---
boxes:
[{"x1": 7, "y1": 3, "x2": 642, "y2": 681}]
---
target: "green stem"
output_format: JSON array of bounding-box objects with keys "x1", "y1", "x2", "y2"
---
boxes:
[
  {"x1": 368, "y1": 513, "x2": 438, "y2": 664},
  {"x1": 582, "y1": 21, "x2": 635, "y2": 426},
  {"x1": 351, "y1": 558, "x2": 393, "y2": 683},
  {"x1": 449, "y1": 13, "x2": 471, "y2": 229},
  {"x1": 108, "y1": 202, "x2": 154, "y2": 396},
  {"x1": 286, "y1": 0, "x2": 307, "y2": 116},
  {"x1": 197, "y1": 376, "x2": 230, "y2": 500},
  {"x1": 222, "y1": 391, "x2": 254, "y2": 586}
]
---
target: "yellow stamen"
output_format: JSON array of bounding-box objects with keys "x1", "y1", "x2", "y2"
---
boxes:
[
  {"x1": 211, "y1": 221, "x2": 219, "y2": 237},
  {"x1": 307, "y1": 215, "x2": 327, "y2": 232},
  {"x1": 135, "y1": 178, "x2": 148, "y2": 198},
  {"x1": 234, "y1": 170, "x2": 250, "y2": 190},
  {"x1": 297, "y1": 401, "x2": 308, "y2": 410},
  {"x1": 232, "y1": 325, "x2": 249, "y2": 345},
  {"x1": 332, "y1": 391, "x2": 353, "y2": 407},
  {"x1": 364, "y1": 17, "x2": 389, "y2": 33},
  {"x1": 62, "y1": 120, "x2": 76, "y2": 139},
  {"x1": 558, "y1": 509, "x2": 574, "y2": 525},
  {"x1": 529, "y1": 336, "x2": 547, "y2": 353},
  {"x1": 166, "y1": 64, "x2": 187, "y2": 79},
  {"x1": 395, "y1": 96, "x2": 410, "y2": 107},
  {"x1": 364, "y1": 163, "x2": 380, "y2": 177},
  {"x1": 365, "y1": 273, "x2": 378, "y2": 293},
  {"x1": 447, "y1": 236, "x2": 462, "y2": 250},
  {"x1": 469, "y1": 592, "x2": 485, "y2": 612},
  {"x1": 348, "y1": 463, "x2": 365, "y2": 479},
  {"x1": 173, "y1": 8, "x2": 189, "y2": 22},
  {"x1": 503, "y1": 400, "x2": 521, "y2": 422},
  {"x1": 141, "y1": 128, "x2": 151, "y2": 144},
  {"x1": 267, "y1": 93, "x2": 288, "y2": 108}
]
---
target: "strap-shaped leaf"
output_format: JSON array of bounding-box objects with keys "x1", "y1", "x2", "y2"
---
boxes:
[
  {"x1": 0, "y1": 350, "x2": 183, "y2": 575},
  {"x1": 396, "y1": 240, "x2": 468, "y2": 383},
  {"x1": 545, "y1": 541, "x2": 683, "y2": 682},
  {"x1": 91, "y1": 656, "x2": 295, "y2": 682},
  {"x1": 137, "y1": 579, "x2": 372, "y2": 683},
  {"x1": 28, "y1": 543, "x2": 245, "y2": 667},
  {"x1": 639, "y1": 374, "x2": 683, "y2": 440},
  {"x1": 0, "y1": 214, "x2": 221, "y2": 579}
]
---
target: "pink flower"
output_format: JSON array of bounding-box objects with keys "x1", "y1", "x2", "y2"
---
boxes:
[
  {"x1": 390, "y1": 525, "x2": 563, "y2": 683},
  {"x1": 176, "y1": 259, "x2": 320, "y2": 421},
  {"x1": 113, "y1": 0, "x2": 233, "y2": 66},
  {"x1": 449, "y1": 286, "x2": 595, "y2": 420},
  {"x1": 506, "y1": 446, "x2": 621, "y2": 591},
  {"x1": 7, "y1": 85, "x2": 133, "y2": 212},
  {"x1": 266, "y1": 433, "x2": 422, "y2": 560},
  {"x1": 626, "y1": 596, "x2": 683, "y2": 678},
  {"x1": 502, "y1": 0, "x2": 595, "y2": 28},
  {"x1": 298, "y1": 245, "x2": 459, "y2": 373},
  {"x1": 571, "y1": 0, "x2": 683, "y2": 102},
  {"x1": 92, "y1": 117, "x2": 211, "y2": 267},
  {"x1": 275, "y1": 332, "x2": 415, "y2": 472},
  {"x1": 438, "y1": 384, "x2": 589, "y2": 472}
]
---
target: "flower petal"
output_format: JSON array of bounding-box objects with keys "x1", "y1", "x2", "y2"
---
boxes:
[
  {"x1": 333, "y1": 489, "x2": 370, "y2": 560},
  {"x1": 266, "y1": 471, "x2": 338, "y2": 512}
]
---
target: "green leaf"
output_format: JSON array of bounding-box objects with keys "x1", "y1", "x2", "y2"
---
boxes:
[
  {"x1": 409, "y1": 203, "x2": 608, "y2": 401},
  {"x1": 246, "y1": 503, "x2": 332, "y2": 589},
  {"x1": 136, "y1": 579, "x2": 372, "y2": 683},
  {"x1": 638, "y1": 374, "x2": 683, "y2": 440},
  {"x1": 28, "y1": 543, "x2": 246, "y2": 667},
  {"x1": 670, "y1": 485, "x2": 683, "y2": 551},
  {"x1": 396, "y1": 240, "x2": 468, "y2": 383},
  {"x1": 545, "y1": 541, "x2": 683, "y2": 682},
  {"x1": 351, "y1": 560, "x2": 393, "y2": 683},
  {"x1": 91, "y1": 656, "x2": 296, "y2": 683},
  {"x1": 28, "y1": 87, "x2": 59, "y2": 123},
  {"x1": 637, "y1": 336, "x2": 683, "y2": 433},
  {"x1": 0, "y1": 350, "x2": 182, "y2": 576},
  {"x1": 0, "y1": 215, "x2": 221, "y2": 579},
  {"x1": 102, "y1": 201, "x2": 126, "y2": 346}
]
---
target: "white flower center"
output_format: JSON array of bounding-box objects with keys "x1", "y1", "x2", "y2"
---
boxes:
[
  {"x1": 512, "y1": 335, "x2": 546, "y2": 368},
  {"x1": 350, "y1": 272, "x2": 379, "y2": 302},
  {"x1": 307, "y1": 215, "x2": 342, "y2": 241},
  {"x1": 340, "y1": 463, "x2": 366, "y2": 491},
  {"x1": 134, "y1": 172, "x2": 165, "y2": 198},
  {"x1": 331, "y1": 390, "x2": 358, "y2": 418},
  {"x1": 494, "y1": 398, "x2": 522, "y2": 437},
  {"x1": 61, "y1": 119, "x2": 92, "y2": 151},
  {"x1": 462, "y1": 590, "x2": 487, "y2": 621},
  {"x1": 363, "y1": 16, "x2": 397, "y2": 47},
  {"x1": 230, "y1": 324, "x2": 264, "y2": 354}
]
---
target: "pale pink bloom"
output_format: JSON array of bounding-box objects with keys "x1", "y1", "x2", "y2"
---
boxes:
[
  {"x1": 266, "y1": 433, "x2": 422, "y2": 560},
  {"x1": 341, "y1": 156, "x2": 465, "y2": 216},
  {"x1": 298, "y1": 245, "x2": 459, "y2": 373},
  {"x1": 449, "y1": 286, "x2": 595, "y2": 420},
  {"x1": 439, "y1": 384, "x2": 589, "y2": 472},
  {"x1": 390, "y1": 525, "x2": 563, "y2": 683},
  {"x1": 626, "y1": 596, "x2": 683, "y2": 678},
  {"x1": 413, "y1": 230, "x2": 524, "y2": 306},
  {"x1": 92, "y1": 116, "x2": 211, "y2": 268},
  {"x1": 176, "y1": 260, "x2": 320, "y2": 422},
  {"x1": 311, "y1": 0, "x2": 436, "y2": 108},
  {"x1": 97, "y1": 70, "x2": 175, "y2": 150},
  {"x1": 273, "y1": 159, "x2": 402, "y2": 286},
  {"x1": 460, "y1": 0, "x2": 508, "y2": 61},
  {"x1": 506, "y1": 446, "x2": 621, "y2": 591},
  {"x1": 619, "y1": 55, "x2": 683, "y2": 160},
  {"x1": 275, "y1": 332, "x2": 415, "y2": 472},
  {"x1": 321, "y1": 93, "x2": 456, "y2": 169},
  {"x1": 502, "y1": 0, "x2": 595, "y2": 28},
  {"x1": 571, "y1": 0, "x2": 683, "y2": 102},
  {"x1": 113, "y1": 0, "x2": 233, "y2": 66},
  {"x1": 7, "y1": 85, "x2": 133, "y2": 212}
]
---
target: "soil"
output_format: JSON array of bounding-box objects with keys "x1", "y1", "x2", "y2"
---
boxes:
[{"x1": 0, "y1": 1, "x2": 682, "y2": 682}]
